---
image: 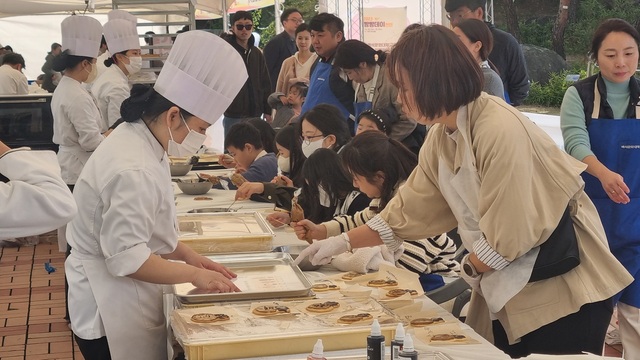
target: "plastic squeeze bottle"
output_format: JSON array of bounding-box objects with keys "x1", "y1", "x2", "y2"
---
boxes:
[
  {"x1": 307, "y1": 339, "x2": 326, "y2": 360},
  {"x1": 367, "y1": 319, "x2": 385, "y2": 360},
  {"x1": 390, "y1": 323, "x2": 405, "y2": 360},
  {"x1": 398, "y1": 333, "x2": 418, "y2": 360}
]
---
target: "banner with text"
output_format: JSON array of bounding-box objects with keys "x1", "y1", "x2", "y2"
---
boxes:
[{"x1": 362, "y1": 7, "x2": 407, "y2": 51}]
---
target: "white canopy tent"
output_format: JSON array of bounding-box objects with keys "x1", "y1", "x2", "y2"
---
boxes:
[{"x1": 0, "y1": 0, "x2": 230, "y2": 18}]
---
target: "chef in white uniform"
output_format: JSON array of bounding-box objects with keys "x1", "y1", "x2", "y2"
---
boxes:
[
  {"x1": 91, "y1": 17, "x2": 141, "y2": 131},
  {"x1": 51, "y1": 15, "x2": 106, "y2": 186},
  {"x1": 0, "y1": 140, "x2": 77, "y2": 240},
  {"x1": 93, "y1": 10, "x2": 137, "y2": 81},
  {"x1": 65, "y1": 30, "x2": 248, "y2": 360}
]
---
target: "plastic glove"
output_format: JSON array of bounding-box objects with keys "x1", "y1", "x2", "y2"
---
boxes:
[
  {"x1": 294, "y1": 235, "x2": 349, "y2": 267},
  {"x1": 459, "y1": 254, "x2": 482, "y2": 294}
]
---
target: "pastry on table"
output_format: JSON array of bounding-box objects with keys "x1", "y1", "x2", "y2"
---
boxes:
[{"x1": 190, "y1": 313, "x2": 230, "y2": 323}]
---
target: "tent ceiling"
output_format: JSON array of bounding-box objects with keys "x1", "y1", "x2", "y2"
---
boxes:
[{"x1": 0, "y1": 0, "x2": 230, "y2": 18}]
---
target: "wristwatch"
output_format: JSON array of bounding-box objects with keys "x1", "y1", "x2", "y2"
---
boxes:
[{"x1": 462, "y1": 254, "x2": 479, "y2": 277}]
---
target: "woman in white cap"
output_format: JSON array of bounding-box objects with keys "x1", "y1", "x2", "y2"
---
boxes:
[
  {"x1": 65, "y1": 30, "x2": 248, "y2": 360},
  {"x1": 92, "y1": 18, "x2": 142, "y2": 131},
  {"x1": 52, "y1": 15, "x2": 108, "y2": 187}
]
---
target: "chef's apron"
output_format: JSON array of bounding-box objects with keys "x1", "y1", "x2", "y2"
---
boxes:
[
  {"x1": 68, "y1": 250, "x2": 167, "y2": 360},
  {"x1": 301, "y1": 61, "x2": 351, "y2": 120},
  {"x1": 353, "y1": 64, "x2": 381, "y2": 128},
  {"x1": 437, "y1": 106, "x2": 537, "y2": 314},
  {"x1": 582, "y1": 89, "x2": 640, "y2": 307}
]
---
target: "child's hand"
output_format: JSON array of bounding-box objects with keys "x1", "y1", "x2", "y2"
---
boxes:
[
  {"x1": 266, "y1": 211, "x2": 291, "y2": 228},
  {"x1": 271, "y1": 174, "x2": 294, "y2": 187},
  {"x1": 293, "y1": 219, "x2": 327, "y2": 241},
  {"x1": 235, "y1": 182, "x2": 264, "y2": 200},
  {"x1": 218, "y1": 154, "x2": 236, "y2": 168}
]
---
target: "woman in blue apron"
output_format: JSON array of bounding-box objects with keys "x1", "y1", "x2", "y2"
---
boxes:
[
  {"x1": 560, "y1": 18, "x2": 640, "y2": 359},
  {"x1": 334, "y1": 40, "x2": 419, "y2": 142}
]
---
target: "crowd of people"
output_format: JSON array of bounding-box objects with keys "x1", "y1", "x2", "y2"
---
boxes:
[{"x1": 1, "y1": 2, "x2": 640, "y2": 359}]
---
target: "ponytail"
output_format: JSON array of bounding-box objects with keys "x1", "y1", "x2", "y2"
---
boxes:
[
  {"x1": 120, "y1": 84, "x2": 193, "y2": 123},
  {"x1": 52, "y1": 49, "x2": 91, "y2": 72},
  {"x1": 374, "y1": 50, "x2": 387, "y2": 64}
]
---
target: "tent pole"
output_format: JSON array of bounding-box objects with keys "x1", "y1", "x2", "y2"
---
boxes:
[
  {"x1": 222, "y1": 0, "x2": 229, "y2": 32},
  {"x1": 274, "y1": 0, "x2": 282, "y2": 34}
]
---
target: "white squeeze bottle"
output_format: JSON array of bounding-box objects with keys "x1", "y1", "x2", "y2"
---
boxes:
[
  {"x1": 390, "y1": 323, "x2": 405, "y2": 360},
  {"x1": 307, "y1": 339, "x2": 327, "y2": 360},
  {"x1": 398, "y1": 333, "x2": 418, "y2": 360}
]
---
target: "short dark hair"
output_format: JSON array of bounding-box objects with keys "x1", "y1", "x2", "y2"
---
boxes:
[
  {"x1": 300, "y1": 104, "x2": 351, "y2": 150},
  {"x1": 455, "y1": 18, "x2": 494, "y2": 61},
  {"x1": 309, "y1": 13, "x2": 344, "y2": 36},
  {"x1": 246, "y1": 118, "x2": 276, "y2": 154},
  {"x1": 590, "y1": 18, "x2": 640, "y2": 60},
  {"x1": 2, "y1": 45, "x2": 12, "y2": 52},
  {"x1": 342, "y1": 131, "x2": 417, "y2": 210},
  {"x1": 231, "y1": 11, "x2": 253, "y2": 24},
  {"x1": 280, "y1": 8, "x2": 301, "y2": 25},
  {"x1": 224, "y1": 122, "x2": 263, "y2": 151},
  {"x1": 289, "y1": 82, "x2": 309, "y2": 97},
  {"x1": 1, "y1": 52, "x2": 25, "y2": 68},
  {"x1": 295, "y1": 23, "x2": 311, "y2": 36},
  {"x1": 52, "y1": 49, "x2": 94, "y2": 72},
  {"x1": 444, "y1": 0, "x2": 486, "y2": 13},
  {"x1": 334, "y1": 39, "x2": 387, "y2": 69},
  {"x1": 51, "y1": 43, "x2": 61, "y2": 51},
  {"x1": 387, "y1": 25, "x2": 483, "y2": 120}
]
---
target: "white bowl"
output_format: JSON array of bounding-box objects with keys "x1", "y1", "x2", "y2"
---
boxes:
[
  {"x1": 176, "y1": 181, "x2": 212, "y2": 195},
  {"x1": 170, "y1": 163, "x2": 193, "y2": 176}
]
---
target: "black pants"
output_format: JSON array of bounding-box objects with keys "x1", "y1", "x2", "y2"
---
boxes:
[
  {"x1": 493, "y1": 298, "x2": 613, "y2": 358},
  {"x1": 75, "y1": 335, "x2": 112, "y2": 360},
  {"x1": 64, "y1": 184, "x2": 74, "y2": 322}
]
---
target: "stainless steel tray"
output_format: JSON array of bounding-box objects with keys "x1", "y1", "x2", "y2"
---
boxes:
[{"x1": 174, "y1": 252, "x2": 312, "y2": 303}]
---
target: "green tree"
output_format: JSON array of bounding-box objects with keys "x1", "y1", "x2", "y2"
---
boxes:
[{"x1": 259, "y1": 0, "x2": 318, "y2": 45}]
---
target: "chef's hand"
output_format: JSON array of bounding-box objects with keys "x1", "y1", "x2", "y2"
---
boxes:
[
  {"x1": 192, "y1": 268, "x2": 241, "y2": 293},
  {"x1": 294, "y1": 235, "x2": 349, "y2": 267},
  {"x1": 187, "y1": 254, "x2": 237, "y2": 279},
  {"x1": 599, "y1": 169, "x2": 630, "y2": 204},
  {"x1": 235, "y1": 181, "x2": 264, "y2": 200},
  {"x1": 0, "y1": 140, "x2": 11, "y2": 157},
  {"x1": 293, "y1": 219, "x2": 327, "y2": 241},
  {"x1": 459, "y1": 254, "x2": 482, "y2": 295},
  {"x1": 266, "y1": 211, "x2": 291, "y2": 227}
]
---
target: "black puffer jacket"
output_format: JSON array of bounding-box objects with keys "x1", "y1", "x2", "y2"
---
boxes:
[{"x1": 222, "y1": 33, "x2": 272, "y2": 118}]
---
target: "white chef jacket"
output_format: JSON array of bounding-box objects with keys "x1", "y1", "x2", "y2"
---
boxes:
[
  {"x1": 91, "y1": 65, "x2": 130, "y2": 131},
  {"x1": 65, "y1": 120, "x2": 177, "y2": 359},
  {"x1": 0, "y1": 148, "x2": 77, "y2": 240},
  {"x1": 51, "y1": 76, "x2": 105, "y2": 184},
  {"x1": 0, "y1": 64, "x2": 28, "y2": 95}
]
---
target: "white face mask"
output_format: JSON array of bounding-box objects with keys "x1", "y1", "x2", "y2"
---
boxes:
[
  {"x1": 318, "y1": 186, "x2": 332, "y2": 207},
  {"x1": 167, "y1": 114, "x2": 207, "y2": 157},
  {"x1": 301, "y1": 136, "x2": 327, "y2": 158},
  {"x1": 84, "y1": 62, "x2": 98, "y2": 83},
  {"x1": 277, "y1": 155, "x2": 291, "y2": 173},
  {"x1": 124, "y1": 56, "x2": 142, "y2": 75}
]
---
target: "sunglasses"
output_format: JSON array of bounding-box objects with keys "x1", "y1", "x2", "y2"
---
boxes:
[{"x1": 235, "y1": 24, "x2": 253, "y2": 31}]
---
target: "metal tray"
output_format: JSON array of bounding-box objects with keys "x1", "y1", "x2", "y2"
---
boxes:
[{"x1": 174, "y1": 252, "x2": 312, "y2": 303}]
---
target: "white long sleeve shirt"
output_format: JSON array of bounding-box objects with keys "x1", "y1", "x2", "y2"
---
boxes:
[
  {"x1": 91, "y1": 65, "x2": 131, "y2": 131},
  {"x1": 0, "y1": 64, "x2": 28, "y2": 95},
  {"x1": 0, "y1": 148, "x2": 77, "y2": 240}
]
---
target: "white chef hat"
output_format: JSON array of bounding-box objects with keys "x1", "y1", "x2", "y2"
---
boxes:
[
  {"x1": 154, "y1": 31, "x2": 248, "y2": 125},
  {"x1": 61, "y1": 15, "x2": 103, "y2": 58},
  {"x1": 108, "y1": 9, "x2": 137, "y2": 25},
  {"x1": 103, "y1": 19, "x2": 140, "y2": 54}
]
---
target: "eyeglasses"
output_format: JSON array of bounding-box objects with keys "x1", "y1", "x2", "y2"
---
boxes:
[
  {"x1": 301, "y1": 134, "x2": 324, "y2": 145},
  {"x1": 446, "y1": 9, "x2": 473, "y2": 21},
  {"x1": 235, "y1": 24, "x2": 253, "y2": 31},
  {"x1": 287, "y1": 18, "x2": 304, "y2": 24}
]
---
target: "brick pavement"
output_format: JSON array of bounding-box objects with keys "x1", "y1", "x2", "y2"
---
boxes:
[{"x1": 0, "y1": 241, "x2": 83, "y2": 360}]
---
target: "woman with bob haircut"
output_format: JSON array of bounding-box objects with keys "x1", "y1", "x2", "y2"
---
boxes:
[
  {"x1": 560, "y1": 18, "x2": 640, "y2": 358},
  {"x1": 296, "y1": 24, "x2": 632, "y2": 358}
]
